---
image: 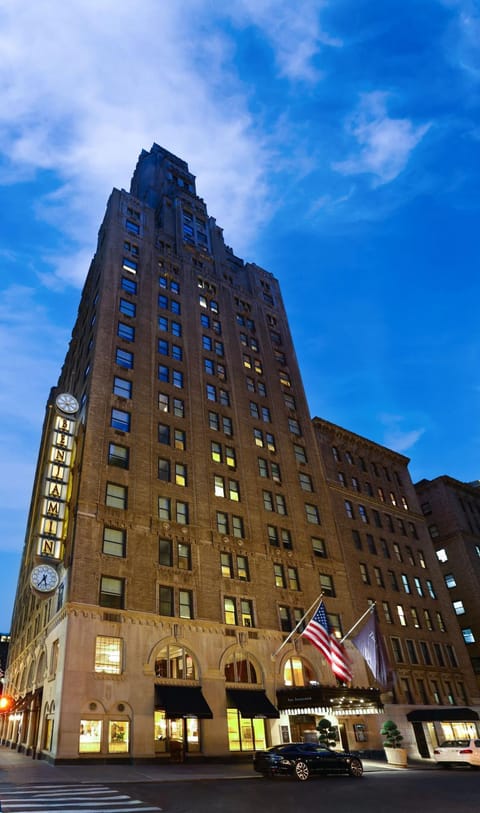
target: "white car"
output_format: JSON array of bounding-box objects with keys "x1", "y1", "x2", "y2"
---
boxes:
[{"x1": 433, "y1": 739, "x2": 480, "y2": 768}]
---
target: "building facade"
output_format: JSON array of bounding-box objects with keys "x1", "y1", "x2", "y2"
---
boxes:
[
  {"x1": 1, "y1": 144, "x2": 478, "y2": 763},
  {"x1": 313, "y1": 419, "x2": 480, "y2": 757},
  {"x1": 415, "y1": 476, "x2": 480, "y2": 690}
]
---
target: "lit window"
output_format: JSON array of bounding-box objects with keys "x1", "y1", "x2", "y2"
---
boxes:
[
  {"x1": 118, "y1": 322, "x2": 135, "y2": 342},
  {"x1": 444, "y1": 573, "x2": 456, "y2": 589},
  {"x1": 108, "y1": 442, "x2": 129, "y2": 469},
  {"x1": 105, "y1": 483, "x2": 127, "y2": 510},
  {"x1": 103, "y1": 527, "x2": 126, "y2": 557},
  {"x1": 319, "y1": 573, "x2": 335, "y2": 597},
  {"x1": 95, "y1": 636, "x2": 123, "y2": 674},
  {"x1": 100, "y1": 576, "x2": 124, "y2": 608}
]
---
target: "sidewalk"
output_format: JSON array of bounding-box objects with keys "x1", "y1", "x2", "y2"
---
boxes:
[{"x1": 0, "y1": 745, "x2": 435, "y2": 786}]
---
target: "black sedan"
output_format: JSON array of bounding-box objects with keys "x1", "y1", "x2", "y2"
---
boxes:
[{"x1": 253, "y1": 742, "x2": 364, "y2": 781}]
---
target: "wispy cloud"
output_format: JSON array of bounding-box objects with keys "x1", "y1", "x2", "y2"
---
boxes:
[
  {"x1": 332, "y1": 92, "x2": 431, "y2": 185},
  {"x1": 378, "y1": 413, "x2": 426, "y2": 454}
]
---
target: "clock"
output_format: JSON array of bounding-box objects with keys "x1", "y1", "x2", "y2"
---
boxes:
[
  {"x1": 30, "y1": 564, "x2": 59, "y2": 594},
  {"x1": 55, "y1": 393, "x2": 79, "y2": 414}
]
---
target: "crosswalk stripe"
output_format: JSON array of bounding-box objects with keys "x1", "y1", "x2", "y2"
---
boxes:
[{"x1": 0, "y1": 784, "x2": 162, "y2": 813}]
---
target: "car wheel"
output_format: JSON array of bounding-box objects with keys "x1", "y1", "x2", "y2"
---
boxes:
[
  {"x1": 294, "y1": 761, "x2": 310, "y2": 781},
  {"x1": 348, "y1": 758, "x2": 364, "y2": 778}
]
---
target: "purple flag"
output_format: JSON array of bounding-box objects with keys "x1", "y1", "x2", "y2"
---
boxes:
[{"x1": 352, "y1": 608, "x2": 391, "y2": 687}]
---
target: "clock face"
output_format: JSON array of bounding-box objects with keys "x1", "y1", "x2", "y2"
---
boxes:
[
  {"x1": 55, "y1": 393, "x2": 79, "y2": 414},
  {"x1": 30, "y1": 564, "x2": 59, "y2": 593}
]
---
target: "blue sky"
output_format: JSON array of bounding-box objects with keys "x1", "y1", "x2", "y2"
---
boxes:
[{"x1": 1, "y1": 0, "x2": 479, "y2": 631}]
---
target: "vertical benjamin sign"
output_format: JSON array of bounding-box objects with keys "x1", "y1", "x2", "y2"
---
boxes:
[{"x1": 36, "y1": 393, "x2": 79, "y2": 560}]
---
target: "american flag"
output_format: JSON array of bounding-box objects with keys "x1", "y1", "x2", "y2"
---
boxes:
[{"x1": 302, "y1": 601, "x2": 353, "y2": 683}]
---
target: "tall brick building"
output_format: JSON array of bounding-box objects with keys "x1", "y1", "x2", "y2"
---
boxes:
[{"x1": 1, "y1": 145, "x2": 479, "y2": 763}]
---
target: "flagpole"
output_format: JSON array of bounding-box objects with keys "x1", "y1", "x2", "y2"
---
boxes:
[
  {"x1": 270, "y1": 593, "x2": 324, "y2": 660},
  {"x1": 340, "y1": 603, "x2": 375, "y2": 644}
]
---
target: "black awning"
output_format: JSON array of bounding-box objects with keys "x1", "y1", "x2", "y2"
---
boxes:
[
  {"x1": 407, "y1": 707, "x2": 479, "y2": 722},
  {"x1": 227, "y1": 689, "x2": 279, "y2": 719},
  {"x1": 154, "y1": 685, "x2": 213, "y2": 719}
]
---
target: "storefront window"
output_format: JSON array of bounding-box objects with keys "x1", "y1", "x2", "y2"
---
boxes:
[
  {"x1": 79, "y1": 720, "x2": 102, "y2": 753},
  {"x1": 155, "y1": 645, "x2": 196, "y2": 680},
  {"x1": 227, "y1": 709, "x2": 266, "y2": 752},
  {"x1": 283, "y1": 657, "x2": 314, "y2": 687},
  {"x1": 108, "y1": 720, "x2": 129, "y2": 753},
  {"x1": 154, "y1": 710, "x2": 200, "y2": 754},
  {"x1": 224, "y1": 652, "x2": 258, "y2": 683}
]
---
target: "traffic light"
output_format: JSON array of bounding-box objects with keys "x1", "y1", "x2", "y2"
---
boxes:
[{"x1": 0, "y1": 694, "x2": 14, "y2": 713}]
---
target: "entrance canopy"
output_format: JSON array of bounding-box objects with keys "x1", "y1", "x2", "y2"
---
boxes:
[
  {"x1": 154, "y1": 685, "x2": 213, "y2": 718},
  {"x1": 227, "y1": 689, "x2": 279, "y2": 718},
  {"x1": 277, "y1": 685, "x2": 383, "y2": 716},
  {"x1": 407, "y1": 707, "x2": 479, "y2": 722}
]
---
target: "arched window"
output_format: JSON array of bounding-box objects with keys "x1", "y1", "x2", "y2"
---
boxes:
[
  {"x1": 224, "y1": 651, "x2": 258, "y2": 684},
  {"x1": 155, "y1": 645, "x2": 197, "y2": 680},
  {"x1": 283, "y1": 657, "x2": 314, "y2": 687}
]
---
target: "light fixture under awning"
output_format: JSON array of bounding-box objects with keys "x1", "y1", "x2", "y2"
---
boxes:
[
  {"x1": 154, "y1": 685, "x2": 213, "y2": 718},
  {"x1": 227, "y1": 689, "x2": 279, "y2": 718}
]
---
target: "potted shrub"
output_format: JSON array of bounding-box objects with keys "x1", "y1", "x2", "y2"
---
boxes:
[
  {"x1": 316, "y1": 718, "x2": 337, "y2": 749},
  {"x1": 380, "y1": 720, "x2": 407, "y2": 766}
]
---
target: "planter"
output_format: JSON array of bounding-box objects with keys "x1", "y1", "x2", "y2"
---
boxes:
[{"x1": 385, "y1": 747, "x2": 408, "y2": 767}]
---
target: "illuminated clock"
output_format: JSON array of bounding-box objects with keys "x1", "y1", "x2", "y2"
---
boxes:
[
  {"x1": 55, "y1": 393, "x2": 79, "y2": 414},
  {"x1": 30, "y1": 564, "x2": 59, "y2": 594}
]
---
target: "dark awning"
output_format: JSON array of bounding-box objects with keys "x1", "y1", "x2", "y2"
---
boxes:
[
  {"x1": 154, "y1": 685, "x2": 213, "y2": 719},
  {"x1": 227, "y1": 689, "x2": 279, "y2": 719},
  {"x1": 407, "y1": 707, "x2": 479, "y2": 722}
]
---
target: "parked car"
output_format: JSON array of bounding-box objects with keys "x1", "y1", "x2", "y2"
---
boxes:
[
  {"x1": 253, "y1": 742, "x2": 364, "y2": 781},
  {"x1": 433, "y1": 739, "x2": 480, "y2": 768}
]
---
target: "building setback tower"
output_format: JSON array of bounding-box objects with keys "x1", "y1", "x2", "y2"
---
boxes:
[{"x1": 2, "y1": 145, "x2": 478, "y2": 763}]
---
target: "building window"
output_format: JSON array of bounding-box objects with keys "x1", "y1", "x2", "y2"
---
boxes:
[
  {"x1": 221, "y1": 552, "x2": 234, "y2": 578},
  {"x1": 344, "y1": 500, "x2": 354, "y2": 519},
  {"x1": 158, "y1": 423, "x2": 170, "y2": 445},
  {"x1": 274, "y1": 563, "x2": 286, "y2": 588},
  {"x1": 111, "y1": 408, "x2": 130, "y2": 432},
  {"x1": 444, "y1": 573, "x2": 456, "y2": 589},
  {"x1": 95, "y1": 636, "x2": 123, "y2": 674},
  {"x1": 158, "y1": 496, "x2": 171, "y2": 520},
  {"x1": 462, "y1": 628, "x2": 476, "y2": 644},
  {"x1": 119, "y1": 298, "x2": 136, "y2": 318},
  {"x1": 232, "y1": 515, "x2": 244, "y2": 538},
  {"x1": 159, "y1": 538, "x2": 173, "y2": 567},
  {"x1": 293, "y1": 444, "x2": 307, "y2": 464},
  {"x1": 179, "y1": 590, "x2": 193, "y2": 619},
  {"x1": 224, "y1": 596, "x2": 237, "y2": 625},
  {"x1": 121, "y1": 277, "x2": 137, "y2": 295},
  {"x1": 155, "y1": 644, "x2": 196, "y2": 680},
  {"x1": 159, "y1": 586, "x2": 174, "y2": 616},
  {"x1": 401, "y1": 574, "x2": 411, "y2": 594},
  {"x1": 382, "y1": 601, "x2": 393, "y2": 624},
  {"x1": 103, "y1": 527, "x2": 126, "y2": 557},
  {"x1": 176, "y1": 501, "x2": 189, "y2": 525},
  {"x1": 319, "y1": 573, "x2": 335, "y2": 597},
  {"x1": 406, "y1": 640, "x2": 418, "y2": 665},
  {"x1": 100, "y1": 576, "x2": 124, "y2": 609},
  {"x1": 108, "y1": 443, "x2": 129, "y2": 469},
  {"x1": 305, "y1": 503, "x2": 320, "y2": 525},
  {"x1": 426, "y1": 580, "x2": 437, "y2": 599},
  {"x1": 237, "y1": 555, "x2": 249, "y2": 581},
  {"x1": 359, "y1": 562, "x2": 370, "y2": 584},
  {"x1": 299, "y1": 473, "x2": 313, "y2": 492},
  {"x1": 216, "y1": 511, "x2": 228, "y2": 535},
  {"x1": 390, "y1": 637, "x2": 404, "y2": 663},
  {"x1": 362, "y1": 503, "x2": 373, "y2": 522},
  {"x1": 118, "y1": 322, "x2": 135, "y2": 342},
  {"x1": 312, "y1": 537, "x2": 327, "y2": 558},
  {"x1": 115, "y1": 348, "x2": 134, "y2": 369},
  {"x1": 113, "y1": 376, "x2": 132, "y2": 399},
  {"x1": 175, "y1": 463, "x2": 187, "y2": 487},
  {"x1": 105, "y1": 483, "x2": 127, "y2": 510},
  {"x1": 287, "y1": 566, "x2": 299, "y2": 590},
  {"x1": 396, "y1": 604, "x2": 407, "y2": 626}
]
